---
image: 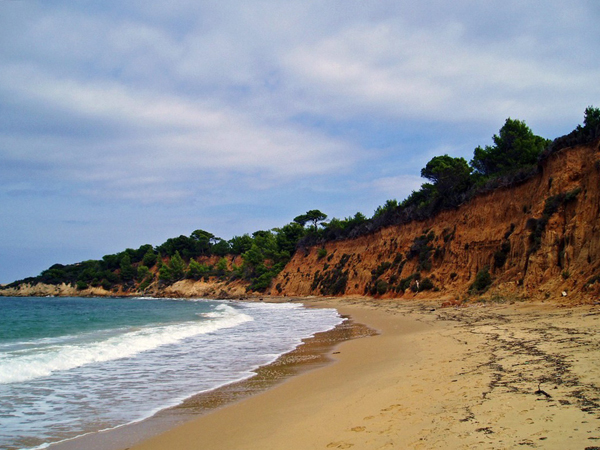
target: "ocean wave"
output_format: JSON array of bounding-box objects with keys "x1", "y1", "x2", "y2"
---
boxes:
[{"x1": 0, "y1": 304, "x2": 252, "y2": 384}]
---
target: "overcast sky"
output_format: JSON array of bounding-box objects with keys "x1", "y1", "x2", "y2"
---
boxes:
[{"x1": 1, "y1": 1, "x2": 599, "y2": 283}]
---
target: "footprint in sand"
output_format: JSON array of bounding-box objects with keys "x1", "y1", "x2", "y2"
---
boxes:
[
  {"x1": 326, "y1": 442, "x2": 354, "y2": 449},
  {"x1": 351, "y1": 426, "x2": 366, "y2": 432},
  {"x1": 381, "y1": 404, "x2": 403, "y2": 412}
]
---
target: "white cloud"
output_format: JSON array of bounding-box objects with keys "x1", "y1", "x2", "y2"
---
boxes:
[
  {"x1": 0, "y1": 63, "x2": 358, "y2": 202},
  {"x1": 282, "y1": 18, "x2": 600, "y2": 125}
]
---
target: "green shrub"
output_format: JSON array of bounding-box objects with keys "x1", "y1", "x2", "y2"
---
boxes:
[
  {"x1": 317, "y1": 248, "x2": 327, "y2": 259},
  {"x1": 371, "y1": 262, "x2": 392, "y2": 281},
  {"x1": 138, "y1": 279, "x2": 152, "y2": 291},
  {"x1": 470, "y1": 267, "x2": 492, "y2": 294},
  {"x1": 419, "y1": 277, "x2": 435, "y2": 291},
  {"x1": 375, "y1": 280, "x2": 389, "y2": 295}
]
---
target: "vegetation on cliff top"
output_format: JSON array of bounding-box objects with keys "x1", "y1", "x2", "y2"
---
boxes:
[{"x1": 3, "y1": 107, "x2": 599, "y2": 294}]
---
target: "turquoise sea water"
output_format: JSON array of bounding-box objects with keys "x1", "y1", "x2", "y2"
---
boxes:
[{"x1": 0, "y1": 297, "x2": 344, "y2": 450}]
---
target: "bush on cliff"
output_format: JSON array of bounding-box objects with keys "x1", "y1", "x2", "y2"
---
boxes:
[
  {"x1": 470, "y1": 267, "x2": 492, "y2": 294},
  {"x1": 471, "y1": 118, "x2": 550, "y2": 178}
]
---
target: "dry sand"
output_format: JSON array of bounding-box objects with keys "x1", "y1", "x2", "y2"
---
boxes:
[{"x1": 129, "y1": 298, "x2": 600, "y2": 450}]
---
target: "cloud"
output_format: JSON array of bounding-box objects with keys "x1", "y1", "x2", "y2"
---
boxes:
[
  {"x1": 1, "y1": 0, "x2": 599, "y2": 283},
  {"x1": 0, "y1": 63, "x2": 359, "y2": 203},
  {"x1": 281, "y1": 8, "x2": 600, "y2": 126}
]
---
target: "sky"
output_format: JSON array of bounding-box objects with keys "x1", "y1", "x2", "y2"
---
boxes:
[{"x1": 1, "y1": 0, "x2": 599, "y2": 284}]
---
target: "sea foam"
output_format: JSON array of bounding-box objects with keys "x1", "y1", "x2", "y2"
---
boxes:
[{"x1": 0, "y1": 304, "x2": 252, "y2": 384}]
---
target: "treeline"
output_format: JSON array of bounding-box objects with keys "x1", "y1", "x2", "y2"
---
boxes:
[
  {"x1": 299, "y1": 106, "x2": 600, "y2": 247},
  {"x1": 7, "y1": 223, "x2": 313, "y2": 293},
  {"x1": 5, "y1": 107, "x2": 599, "y2": 294}
]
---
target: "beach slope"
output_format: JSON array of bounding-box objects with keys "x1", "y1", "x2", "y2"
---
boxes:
[{"x1": 131, "y1": 299, "x2": 600, "y2": 450}]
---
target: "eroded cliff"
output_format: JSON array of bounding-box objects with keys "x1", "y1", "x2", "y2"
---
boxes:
[{"x1": 270, "y1": 141, "x2": 600, "y2": 303}]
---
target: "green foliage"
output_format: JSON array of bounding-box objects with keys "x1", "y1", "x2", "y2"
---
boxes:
[
  {"x1": 168, "y1": 251, "x2": 186, "y2": 281},
  {"x1": 76, "y1": 280, "x2": 88, "y2": 290},
  {"x1": 318, "y1": 212, "x2": 368, "y2": 242},
  {"x1": 373, "y1": 199, "x2": 399, "y2": 218},
  {"x1": 543, "y1": 107, "x2": 600, "y2": 158},
  {"x1": 407, "y1": 231, "x2": 435, "y2": 272},
  {"x1": 215, "y1": 258, "x2": 229, "y2": 277},
  {"x1": 142, "y1": 248, "x2": 158, "y2": 267},
  {"x1": 211, "y1": 239, "x2": 230, "y2": 257},
  {"x1": 421, "y1": 154, "x2": 473, "y2": 202},
  {"x1": 311, "y1": 254, "x2": 350, "y2": 296},
  {"x1": 138, "y1": 279, "x2": 152, "y2": 291},
  {"x1": 470, "y1": 267, "x2": 492, "y2": 294},
  {"x1": 137, "y1": 265, "x2": 151, "y2": 282},
  {"x1": 119, "y1": 254, "x2": 135, "y2": 282},
  {"x1": 190, "y1": 229, "x2": 215, "y2": 254},
  {"x1": 317, "y1": 248, "x2": 328, "y2": 259},
  {"x1": 371, "y1": 262, "x2": 392, "y2": 281},
  {"x1": 400, "y1": 183, "x2": 436, "y2": 210},
  {"x1": 399, "y1": 272, "x2": 420, "y2": 292},
  {"x1": 158, "y1": 265, "x2": 173, "y2": 283},
  {"x1": 470, "y1": 118, "x2": 550, "y2": 177},
  {"x1": 238, "y1": 229, "x2": 296, "y2": 292},
  {"x1": 229, "y1": 234, "x2": 254, "y2": 255},
  {"x1": 583, "y1": 106, "x2": 600, "y2": 130},
  {"x1": 375, "y1": 280, "x2": 388, "y2": 295},
  {"x1": 419, "y1": 277, "x2": 435, "y2": 291},
  {"x1": 294, "y1": 209, "x2": 328, "y2": 232},
  {"x1": 275, "y1": 223, "x2": 305, "y2": 255},
  {"x1": 186, "y1": 259, "x2": 210, "y2": 280}
]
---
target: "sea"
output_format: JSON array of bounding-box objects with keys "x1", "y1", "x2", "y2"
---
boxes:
[{"x1": 0, "y1": 296, "x2": 345, "y2": 450}]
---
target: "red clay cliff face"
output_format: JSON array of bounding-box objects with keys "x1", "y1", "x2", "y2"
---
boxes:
[{"x1": 270, "y1": 141, "x2": 600, "y2": 303}]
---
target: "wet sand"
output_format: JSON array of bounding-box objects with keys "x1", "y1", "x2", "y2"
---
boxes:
[
  {"x1": 47, "y1": 308, "x2": 373, "y2": 450},
  {"x1": 128, "y1": 297, "x2": 600, "y2": 450}
]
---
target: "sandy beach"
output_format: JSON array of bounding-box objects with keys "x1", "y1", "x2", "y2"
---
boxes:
[{"x1": 128, "y1": 298, "x2": 600, "y2": 450}]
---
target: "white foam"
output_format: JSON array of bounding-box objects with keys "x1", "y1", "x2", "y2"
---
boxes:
[{"x1": 0, "y1": 304, "x2": 252, "y2": 384}]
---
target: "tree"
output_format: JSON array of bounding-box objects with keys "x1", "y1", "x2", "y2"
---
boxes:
[
  {"x1": 142, "y1": 248, "x2": 158, "y2": 267},
  {"x1": 211, "y1": 238, "x2": 230, "y2": 256},
  {"x1": 137, "y1": 265, "x2": 151, "y2": 282},
  {"x1": 229, "y1": 234, "x2": 254, "y2": 255},
  {"x1": 119, "y1": 254, "x2": 135, "y2": 282},
  {"x1": 421, "y1": 154, "x2": 473, "y2": 205},
  {"x1": 470, "y1": 118, "x2": 550, "y2": 177},
  {"x1": 373, "y1": 199, "x2": 399, "y2": 218},
  {"x1": 168, "y1": 251, "x2": 186, "y2": 281},
  {"x1": 583, "y1": 105, "x2": 600, "y2": 130},
  {"x1": 187, "y1": 259, "x2": 210, "y2": 280},
  {"x1": 294, "y1": 210, "x2": 328, "y2": 232},
  {"x1": 215, "y1": 258, "x2": 229, "y2": 277},
  {"x1": 158, "y1": 265, "x2": 173, "y2": 283},
  {"x1": 275, "y1": 222, "x2": 306, "y2": 255},
  {"x1": 190, "y1": 229, "x2": 215, "y2": 255}
]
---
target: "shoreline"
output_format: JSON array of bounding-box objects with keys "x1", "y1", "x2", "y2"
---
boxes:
[
  {"x1": 46, "y1": 302, "x2": 374, "y2": 450},
  {"x1": 127, "y1": 297, "x2": 600, "y2": 450}
]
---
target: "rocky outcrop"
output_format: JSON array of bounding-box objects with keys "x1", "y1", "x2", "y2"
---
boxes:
[
  {"x1": 0, "y1": 255, "x2": 251, "y2": 299},
  {"x1": 0, "y1": 282, "x2": 116, "y2": 298},
  {"x1": 0, "y1": 279, "x2": 252, "y2": 299},
  {"x1": 270, "y1": 141, "x2": 600, "y2": 303}
]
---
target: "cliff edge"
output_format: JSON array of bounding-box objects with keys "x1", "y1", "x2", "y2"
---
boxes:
[{"x1": 270, "y1": 141, "x2": 600, "y2": 304}]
